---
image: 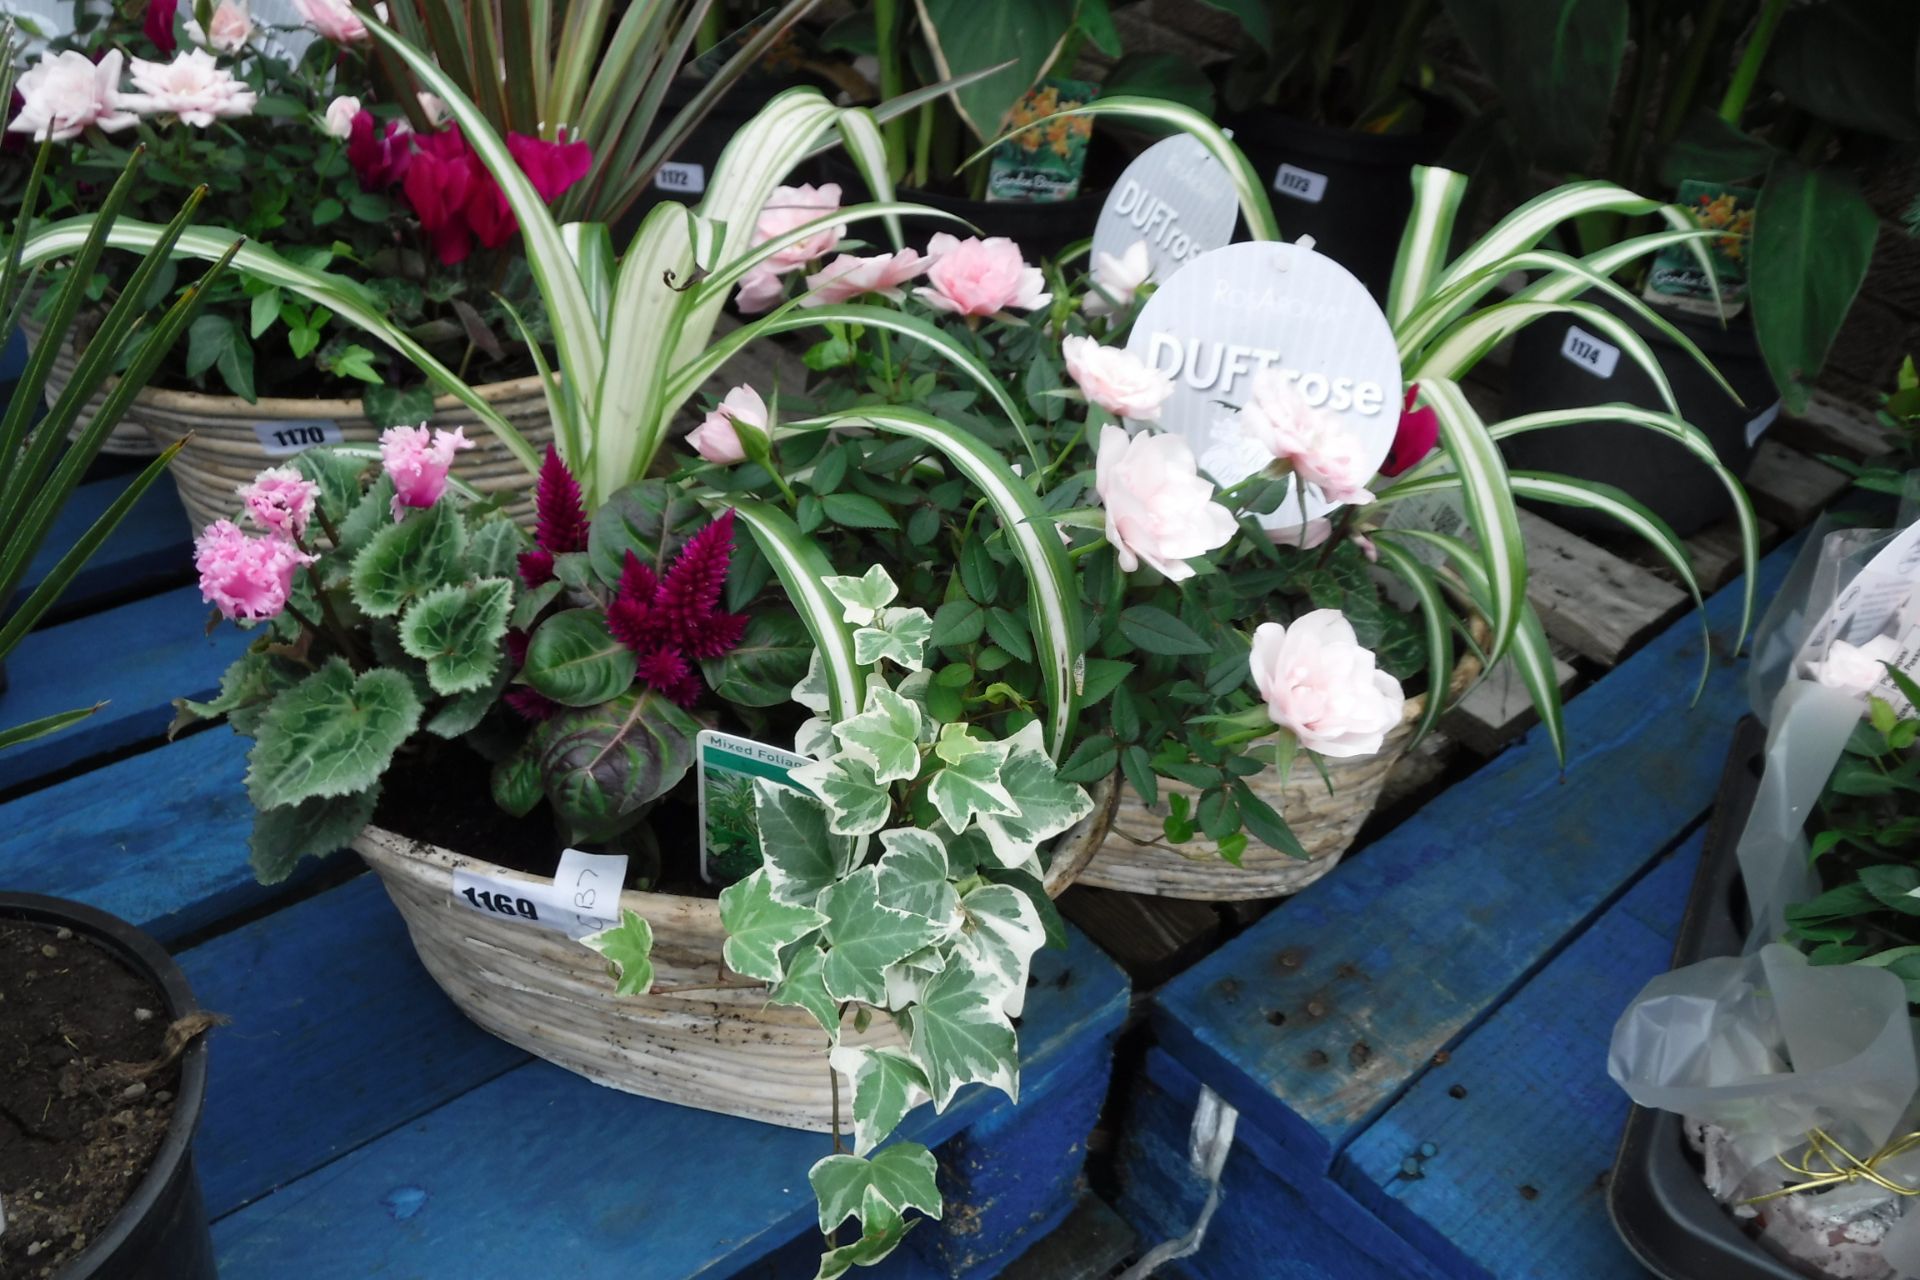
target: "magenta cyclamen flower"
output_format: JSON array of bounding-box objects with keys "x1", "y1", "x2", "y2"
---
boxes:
[
  {"x1": 379, "y1": 424, "x2": 473, "y2": 520},
  {"x1": 519, "y1": 445, "x2": 588, "y2": 587},
  {"x1": 194, "y1": 519, "x2": 315, "y2": 622},
  {"x1": 603, "y1": 512, "x2": 747, "y2": 707},
  {"x1": 238, "y1": 466, "x2": 319, "y2": 540}
]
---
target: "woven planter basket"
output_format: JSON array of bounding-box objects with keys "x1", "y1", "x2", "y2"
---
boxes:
[
  {"x1": 1080, "y1": 651, "x2": 1482, "y2": 901},
  {"x1": 353, "y1": 775, "x2": 1118, "y2": 1131},
  {"x1": 21, "y1": 317, "x2": 158, "y2": 456}
]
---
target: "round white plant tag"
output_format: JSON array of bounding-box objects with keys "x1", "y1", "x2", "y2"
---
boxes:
[
  {"x1": 1092, "y1": 134, "x2": 1242, "y2": 291},
  {"x1": 1123, "y1": 239, "x2": 1402, "y2": 530}
]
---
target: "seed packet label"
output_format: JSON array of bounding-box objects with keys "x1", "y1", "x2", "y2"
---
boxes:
[
  {"x1": 1797, "y1": 522, "x2": 1920, "y2": 677},
  {"x1": 1273, "y1": 163, "x2": 1328, "y2": 204},
  {"x1": 986, "y1": 77, "x2": 1098, "y2": 204},
  {"x1": 697, "y1": 730, "x2": 810, "y2": 885},
  {"x1": 653, "y1": 161, "x2": 706, "y2": 196},
  {"x1": 1124, "y1": 240, "x2": 1402, "y2": 530},
  {"x1": 1644, "y1": 179, "x2": 1756, "y2": 317},
  {"x1": 1092, "y1": 134, "x2": 1240, "y2": 293},
  {"x1": 1745, "y1": 401, "x2": 1782, "y2": 448},
  {"x1": 1558, "y1": 324, "x2": 1620, "y2": 379},
  {"x1": 452, "y1": 849, "x2": 628, "y2": 940},
  {"x1": 252, "y1": 419, "x2": 343, "y2": 457}
]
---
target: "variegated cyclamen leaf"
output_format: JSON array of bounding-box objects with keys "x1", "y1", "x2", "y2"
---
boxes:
[
  {"x1": 791, "y1": 753, "x2": 893, "y2": 836},
  {"x1": 756, "y1": 779, "x2": 855, "y2": 905},
  {"x1": 907, "y1": 958, "x2": 1019, "y2": 1111},
  {"x1": 926, "y1": 740, "x2": 1017, "y2": 834},
  {"x1": 397, "y1": 578, "x2": 513, "y2": 695},
  {"x1": 245, "y1": 659, "x2": 423, "y2": 809},
  {"x1": 823, "y1": 564, "x2": 899, "y2": 624},
  {"x1": 809, "y1": 1144, "x2": 943, "y2": 1235},
  {"x1": 718, "y1": 868, "x2": 828, "y2": 984},
  {"x1": 874, "y1": 828, "x2": 960, "y2": 926},
  {"x1": 833, "y1": 686, "x2": 924, "y2": 784},
  {"x1": 819, "y1": 867, "x2": 948, "y2": 1007},
  {"x1": 960, "y1": 883, "x2": 1047, "y2": 1018},
  {"x1": 349, "y1": 502, "x2": 467, "y2": 618},
  {"x1": 770, "y1": 941, "x2": 842, "y2": 1041},
  {"x1": 974, "y1": 721, "x2": 1095, "y2": 868},
  {"x1": 582, "y1": 909, "x2": 655, "y2": 997},
  {"x1": 854, "y1": 608, "x2": 934, "y2": 672},
  {"x1": 830, "y1": 1044, "x2": 932, "y2": 1158}
]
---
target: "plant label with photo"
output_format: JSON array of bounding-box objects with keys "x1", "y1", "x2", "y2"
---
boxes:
[
  {"x1": 1125, "y1": 239, "x2": 1402, "y2": 528},
  {"x1": 252, "y1": 419, "x2": 343, "y2": 457},
  {"x1": 1797, "y1": 522, "x2": 1920, "y2": 676},
  {"x1": 653, "y1": 162, "x2": 706, "y2": 196},
  {"x1": 452, "y1": 849, "x2": 629, "y2": 940},
  {"x1": 1273, "y1": 163, "x2": 1329, "y2": 204},
  {"x1": 1093, "y1": 134, "x2": 1241, "y2": 288},
  {"x1": 696, "y1": 729, "x2": 810, "y2": 886},
  {"x1": 1558, "y1": 324, "x2": 1621, "y2": 379},
  {"x1": 1644, "y1": 180, "x2": 1756, "y2": 317},
  {"x1": 987, "y1": 78, "x2": 1098, "y2": 203}
]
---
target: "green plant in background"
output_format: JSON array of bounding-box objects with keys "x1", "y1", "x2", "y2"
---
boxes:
[
  {"x1": 1824, "y1": 353, "x2": 1920, "y2": 498},
  {"x1": 1197, "y1": 0, "x2": 1445, "y2": 132}
]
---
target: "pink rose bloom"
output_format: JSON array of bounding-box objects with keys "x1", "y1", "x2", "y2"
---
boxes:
[
  {"x1": 8, "y1": 50, "x2": 143, "y2": 142},
  {"x1": 688, "y1": 385, "x2": 766, "y2": 465},
  {"x1": 1061, "y1": 335, "x2": 1175, "y2": 422},
  {"x1": 1240, "y1": 370, "x2": 1376, "y2": 506},
  {"x1": 1083, "y1": 239, "x2": 1150, "y2": 319},
  {"x1": 189, "y1": 0, "x2": 254, "y2": 53},
  {"x1": 916, "y1": 233, "x2": 1050, "y2": 317},
  {"x1": 733, "y1": 263, "x2": 786, "y2": 315},
  {"x1": 127, "y1": 49, "x2": 257, "y2": 126},
  {"x1": 1249, "y1": 610, "x2": 1405, "y2": 758},
  {"x1": 194, "y1": 519, "x2": 316, "y2": 622},
  {"x1": 752, "y1": 183, "x2": 844, "y2": 272},
  {"x1": 1815, "y1": 634, "x2": 1901, "y2": 695},
  {"x1": 293, "y1": 0, "x2": 368, "y2": 42},
  {"x1": 379, "y1": 424, "x2": 473, "y2": 519},
  {"x1": 237, "y1": 466, "x2": 320, "y2": 540},
  {"x1": 1094, "y1": 424, "x2": 1237, "y2": 583},
  {"x1": 800, "y1": 250, "x2": 928, "y2": 307},
  {"x1": 322, "y1": 94, "x2": 359, "y2": 139}
]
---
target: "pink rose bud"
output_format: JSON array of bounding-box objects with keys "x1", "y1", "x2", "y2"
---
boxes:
[
  {"x1": 1094, "y1": 424, "x2": 1237, "y2": 583},
  {"x1": 1061, "y1": 335, "x2": 1175, "y2": 422},
  {"x1": 752, "y1": 183, "x2": 845, "y2": 272},
  {"x1": 237, "y1": 465, "x2": 320, "y2": 540},
  {"x1": 1083, "y1": 239, "x2": 1151, "y2": 319},
  {"x1": 687, "y1": 385, "x2": 767, "y2": 465},
  {"x1": 200, "y1": 0, "x2": 254, "y2": 53},
  {"x1": 194, "y1": 519, "x2": 315, "y2": 622},
  {"x1": 732, "y1": 262, "x2": 787, "y2": 315},
  {"x1": 379, "y1": 423, "x2": 474, "y2": 520},
  {"x1": 1239, "y1": 370, "x2": 1377, "y2": 507},
  {"x1": 321, "y1": 94, "x2": 359, "y2": 139},
  {"x1": 292, "y1": 0, "x2": 368, "y2": 42},
  {"x1": 915, "y1": 233, "x2": 1051, "y2": 317},
  {"x1": 1249, "y1": 610, "x2": 1405, "y2": 758},
  {"x1": 800, "y1": 249, "x2": 929, "y2": 307}
]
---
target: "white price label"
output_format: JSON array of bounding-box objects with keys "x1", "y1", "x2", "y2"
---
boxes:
[
  {"x1": 1273, "y1": 164, "x2": 1328, "y2": 204},
  {"x1": 1745, "y1": 401, "x2": 1781, "y2": 448},
  {"x1": 452, "y1": 848, "x2": 629, "y2": 939},
  {"x1": 252, "y1": 419, "x2": 343, "y2": 457},
  {"x1": 1558, "y1": 325, "x2": 1620, "y2": 379},
  {"x1": 654, "y1": 161, "x2": 706, "y2": 195}
]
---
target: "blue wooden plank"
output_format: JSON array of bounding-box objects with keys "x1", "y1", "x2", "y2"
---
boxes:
[
  {"x1": 1335, "y1": 832, "x2": 1705, "y2": 1280},
  {"x1": 12, "y1": 476, "x2": 194, "y2": 618},
  {"x1": 0, "y1": 584, "x2": 244, "y2": 793},
  {"x1": 1149, "y1": 539, "x2": 1799, "y2": 1179},
  {"x1": 211, "y1": 924, "x2": 1128, "y2": 1280}
]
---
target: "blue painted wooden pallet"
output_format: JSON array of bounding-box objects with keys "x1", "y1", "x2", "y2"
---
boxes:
[
  {"x1": 1115, "y1": 537, "x2": 1801, "y2": 1279},
  {"x1": 12, "y1": 475, "x2": 195, "y2": 620}
]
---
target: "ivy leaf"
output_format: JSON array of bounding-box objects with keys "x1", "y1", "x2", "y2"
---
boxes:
[
  {"x1": 833, "y1": 686, "x2": 924, "y2": 784},
  {"x1": 718, "y1": 869, "x2": 829, "y2": 984},
  {"x1": 974, "y1": 721, "x2": 1095, "y2": 867},
  {"x1": 820, "y1": 867, "x2": 947, "y2": 1006},
  {"x1": 769, "y1": 941, "x2": 841, "y2": 1041},
  {"x1": 791, "y1": 752, "x2": 894, "y2": 837},
  {"x1": 520, "y1": 609, "x2": 638, "y2": 706},
  {"x1": 829, "y1": 1045, "x2": 932, "y2": 1157},
  {"x1": 874, "y1": 828, "x2": 960, "y2": 925},
  {"x1": 793, "y1": 651, "x2": 832, "y2": 715},
  {"x1": 907, "y1": 956, "x2": 1019, "y2": 1110},
  {"x1": 248, "y1": 786, "x2": 379, "y2": 884},
  {"x1": 822, "y1": 564, "x2": 899, "y2": 625},
  {"x1": 349, "y1": 502, "x2": 467, "y2": 617},
  {"x1": 582, "y1": 909, "x2": 654, "y2": 996},
  {"x1": 926, "y1": 740, "x2": 1017, "y2": 833},
  {"x1": 808, "y1": 1144, "x2": 943, "y2": 1235},
  {"x1": 959, "y1": 883, "x2": 1046, "y2": 1017},
  {"x1": 398, "y1": 578, "x2": 513, "y2": 695},
  {"x1": 756, "y1": 780, "x2": 855, "y2": 905},
  {"x1": 812, "y1": 1187, "x2": 913, "y2": 1280},
  {"x1": 246, "y1": 659, "x2": 422, "y2": 809},
  {"x1": 853, "y1": 607, "x2": 935, "y2": 672}
]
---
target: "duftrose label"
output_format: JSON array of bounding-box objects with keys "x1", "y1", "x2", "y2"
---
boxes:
[
  {"x1": 452, "y1": 848, "x2": 630, "y2": 940},
  {"x1": 1091, "y1": 133, "x2": 1240, "y2": 288},
  {"x1": 252, "y1": 419, "x2": 342, "y2": 457},
  {"x1": 1123, "y1": 239, "x2": 1403, "y2": 529},
  {"x1": 696, "y1": 730, "x2": 810, "y2": 885}
]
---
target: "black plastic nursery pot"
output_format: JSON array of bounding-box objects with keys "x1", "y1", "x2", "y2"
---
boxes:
[
  {"x1": 0, "y1": 892, "x2": 215, "y2": 1280},
  {"x1": 1500, "y1": 291, "x2": 1778, "y2": 540},
  {"x1": 1609, "y1": 717, "x2": 1804, "y2": 1280},
  {"x1": 1225, "y1": 102, "x2": 1457, "y2": 302}
]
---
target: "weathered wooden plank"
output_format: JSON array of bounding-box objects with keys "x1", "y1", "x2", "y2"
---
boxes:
[
  {"x1": 12, "y1": 476, "x2": 194, "y2": 621},
  {"x1": 1147, "y1": 537, "x2": 1797, "y2": 1176},
  {"x1": 0, "y1": 584, "x2": 244, "y2": 794},
  {"x1": 1443, "y1": 653, "x2": 1580, "y2": 757},
  {"x1": 1335, "y1": 833, "x2": 1704, "y2": 1279},
  {"x1": 1517, "y1": 509, "x2": 1688, "y2": 664},
  {"x1": 1373, "y1": 730, "x2": 1459, "y2": 815},
  {"x1": 1684, "y1": 511, "x2": 1782, "y2": 593},
  {"x1": 1772, "y1": 389, "x2": 1892, "y2": 463},
  {"x1": 1059, "y1": 885, "x2": 1225, "y2": 990},
  {"x1": 1745, "y1": 439, "x2": 1851, "y2": 528},
  {"x1": 996, "y1": 1196, "x2": 1135, "y2": 1280}
]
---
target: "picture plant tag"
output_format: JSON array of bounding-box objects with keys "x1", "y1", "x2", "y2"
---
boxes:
[
  {"x1": 1092, "y1": 133, "x2": 1240, "y2": 288},
  {"x1": 696, "y1": 730, "x2": 810, "y2": 886},
  {"x1": 986, "y1": 77, "x2": 1098, "y2": 203},
  {"x1": 252, "y1": 419, "x2": 343, "y2": 457},
  {"x1": 1644, "y1": 179, "x2": 1757, "y2": 317},
  {"x1": 452, "y1": 849, "x2": 629, "y2": 940}
]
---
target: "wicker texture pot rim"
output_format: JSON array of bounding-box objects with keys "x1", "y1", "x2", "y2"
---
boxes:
[{"x1": 128, "y1": 370, "x2": 550, "y2": 416}]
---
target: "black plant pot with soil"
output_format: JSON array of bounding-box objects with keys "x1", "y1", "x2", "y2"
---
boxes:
[
  {"x1": 1500, "y1": 291, "x2": 1777, "y2": 540},
  {"x1": 0, "y1": 893, "x2": 215, "y2": 1280}
]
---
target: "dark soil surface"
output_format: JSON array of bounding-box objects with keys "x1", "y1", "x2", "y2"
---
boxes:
[{"x1": 0, "y1": 922, "x2": 181, "y2": 1278}]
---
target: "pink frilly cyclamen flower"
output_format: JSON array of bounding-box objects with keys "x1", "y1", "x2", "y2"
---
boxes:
[
  {"x1": 688, "y1": 385, "x2": 766, "y2": 465},
  {"x1": 1094, "y1": 424, "x2": 1237, "y2": 583},
  {"x1": 1239, "y1": 370, "x2": 1377, "y2": 507},
  {"x1": 8, "y1": 50, "x2": 143, "y2": 143},
  {"x1": 801, "y1": 250, "x2": 928, "y2": 307},
  {"x1": 916, "y1": 233, "x2": 1050, "y2": 317},
  {"x1": 127, "y1": 49, "x2": 257, "y2": 127},
  {"x1": 1062, "y1": 335, "x2": 1175, "y2": 422},
  {"x1": 194, "y1": 519, "x2": 315, "y2": 622},
  {"x1": 1249, "y1": 610, "x2": 1406, "y2": 758},
  {"x1": 237, "y1": 466, "x2": 319, "y2": 540},
  {"x1": 379, "y1": 423, "x2": 473, "y2": 520}
]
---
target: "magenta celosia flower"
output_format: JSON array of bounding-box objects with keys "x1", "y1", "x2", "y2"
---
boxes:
[
  {"x1": 519, "y1": 446, "x2": 589, "y2": 588},
  {"x1": 194, "y1": 519, "x2": 315, "y2": 622},
  {"x1": 379, "y1": 423, "x2": 473, "y2": 520},
  {"x1": 601, "y1": 513, "x2": 746, "y2": 707},
  {"x1": 237, "y1": 465, "x2": 319, "y2": 540}
]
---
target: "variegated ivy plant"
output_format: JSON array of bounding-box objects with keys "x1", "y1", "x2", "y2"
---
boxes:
[{"x1": 581, "y1": 564, "x2": 1095, "y2": 1277}]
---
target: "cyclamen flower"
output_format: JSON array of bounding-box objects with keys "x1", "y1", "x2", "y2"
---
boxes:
[
  {"x1": 237, "y1": 466, "x2": 319, "y2": 540},
  {"x1": 1239, "y1": 370, "x2": 1377, "y2": 506},
  {"x1": 508, "y1": 131, "x2": 592, "y2": 203},
  {"x1": 604, "y1": 514, "x2": 748, "y2": 707},
  {"x1": 346, "y1": 110, "x2": 411, "y2": 189},
  {"x1": 518, "y1": 446, "x2": 588, "y2": 587},
  {"x1": 144, "y1": 0, "x2": 180, "y2": 54},
  {"x1": 127, "y1": 49, "x2": 257, "y2": 127},
  {"x1": 1083, "y1": 240, "x2": 1150, "y2": 319},
  {"x1": 379, "y1": 423, "x2": 472, "y2": 520},
  {"x1": 687, "y1": 385, "x2": 765, "y2": 466},
  {"x1": 1094, "y1": 424, "x2": 1237, "y2": 583},
  {"x1": 916, "y1": 234, "x2": 1050, "y2": 317},
  {"x1": 801, "y1": 250, "x2": 928, "y2": 307},
  {"x1": 8, "y1": 50, "x2": 143, "y2": 143},
  {"x1": 1249, "y1": 611, "x2": 1405, "y2": 758},
  {"x1": 1380, "y1": 383, "x2": 1439, "y2": 478},
  {"x1": 194, "y1": 519, "x2": 315, "y2": 622},
  {"x1": 1062, "y1": 336, "x2": 1175, "y2": 422}
]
